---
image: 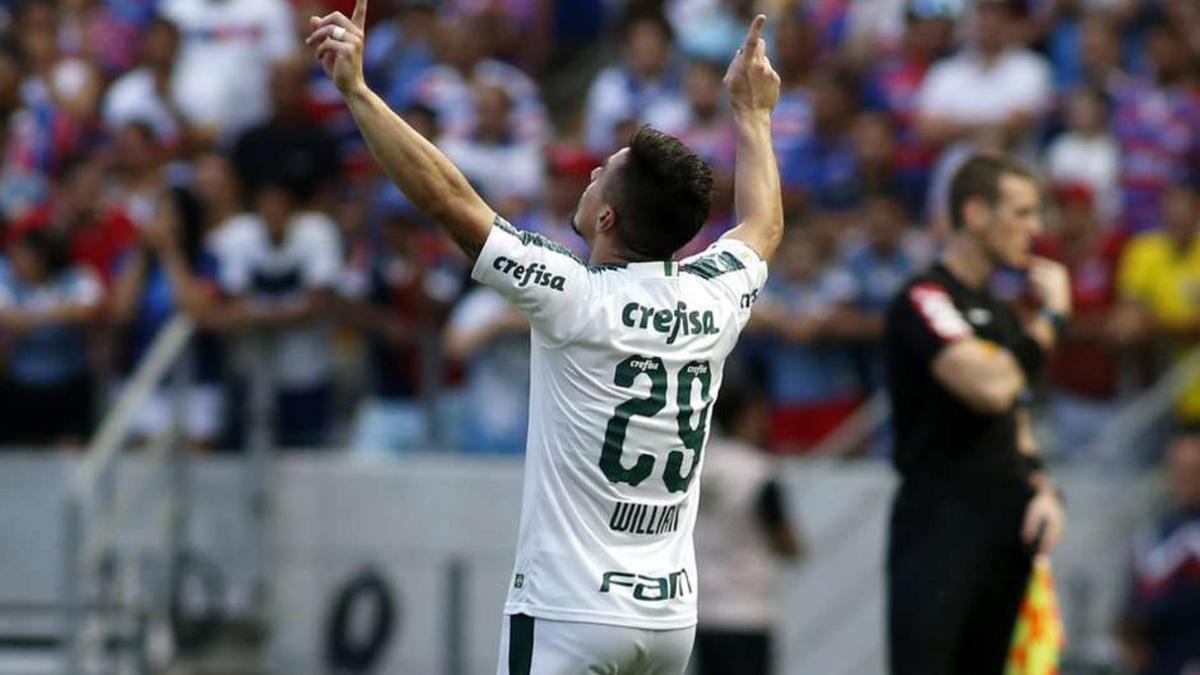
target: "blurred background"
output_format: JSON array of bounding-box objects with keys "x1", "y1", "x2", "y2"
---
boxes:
[{"x1": 0, "y1": 0, "x2": 1197, "y2": 673}]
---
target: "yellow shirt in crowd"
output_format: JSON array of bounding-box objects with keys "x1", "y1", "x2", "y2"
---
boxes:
[{"x1": 1117, "y1": 232, "x2": 1200, "y2": 421}]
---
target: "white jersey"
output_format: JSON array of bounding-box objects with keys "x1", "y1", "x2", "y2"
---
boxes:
[{"x1": 472, "y1": 216, "x2": 768, "y2": 630}]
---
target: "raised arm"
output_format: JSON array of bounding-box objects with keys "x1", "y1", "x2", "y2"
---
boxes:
[
  {"x1": 307, "y1": 0, "x2": 493, "y2": 260},
  {"x1": 721, "y1": 15, "x2": 784, "y2": 263}
]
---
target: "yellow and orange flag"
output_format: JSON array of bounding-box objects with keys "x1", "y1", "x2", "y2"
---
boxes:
[{"x1": 1006, "y1": 557, "x2": 1066, "y2": 675}]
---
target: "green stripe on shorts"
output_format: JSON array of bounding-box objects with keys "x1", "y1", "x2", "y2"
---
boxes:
[{"x1": 508, "y1": 614, "x2": 534, "y2": 675}]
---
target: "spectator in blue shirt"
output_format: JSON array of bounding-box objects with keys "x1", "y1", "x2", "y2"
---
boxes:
[
  {"x1": 362, "y1": 0, "x2": 438, "y2": 111},
  {"x1": 782, "y1": 69, "x2": 864, "y2": 214},
  {"x1": 840, "y1": 191, "x2": 936, "y2": 390},
  {"x1": 1118, "y1": 430, "x2": 1200, "y2": 675},
  {"x1": 748, "y1": 224, "x2": 873, "y2": 453},
  {"x1": 0, "y1": 227, "x2": 102, "y2": 446},
  {"x1": 110, "y1": 186, "x2": 226, "y2": 449}
]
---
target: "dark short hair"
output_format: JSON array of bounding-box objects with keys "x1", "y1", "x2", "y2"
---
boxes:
[
  {"x1": 608, "y1": 126, "x2": 713, "y2": 259},
  {"x1": 621, "y1": 7, "x2": 674, "y2": 44},
  {"x1": 145, "y1": 16, "x2": 180, "y2": 39},
  {"x1": 978, "y1": 0, "x2": 1025, "y2": 17},
  {"x1": 165, "y1": 186, "x2": 208, "y2": 266},
  {"x1": 402, "y1": 102, "x2": 438, "y2": 123},
  {"x1": 948, "y1": 153, "x2": 1038, "y2": 230},
  {"x1": 17, "y1": 227, "x2": 71, "y2": 278},
  {"x1": 864, "y1": 187, "x2": 907, "y2": 210}
]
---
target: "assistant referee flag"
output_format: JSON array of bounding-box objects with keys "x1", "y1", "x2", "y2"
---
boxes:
[{"x1": 1005, "y1": 557, "x2": 1066, "y2": 675}]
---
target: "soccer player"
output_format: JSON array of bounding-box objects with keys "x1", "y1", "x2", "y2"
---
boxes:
[
  {"x1": 884, "y1": 154, "x2": 1070, "y2": 675},
  {"x1": 307, "y1": 4, "x2": 783, "y2": 674}
]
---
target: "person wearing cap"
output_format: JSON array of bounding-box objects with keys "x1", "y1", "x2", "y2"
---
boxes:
[
  {"x1": 515, "y1": 144, "x2": 596, "y2": 259},
  {"x1": 1032, "y1": 182, "x2": 1127, "y2": 459},
  {"x1": 1043, "y1": 86, "x2": 1120, "y2": 225}
]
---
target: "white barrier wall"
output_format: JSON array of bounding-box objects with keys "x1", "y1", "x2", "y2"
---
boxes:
[
  {"x1": 266, "y1": 456, "x2": 1163, "y2": 675},
  {"x1": 0, "y1": 454, "x2": 1164, "y2": 674}
]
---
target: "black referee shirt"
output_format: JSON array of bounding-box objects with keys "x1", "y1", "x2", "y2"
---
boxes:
[{"x1": 884, "y1": 263, "x2": 1033, "y2": 483}]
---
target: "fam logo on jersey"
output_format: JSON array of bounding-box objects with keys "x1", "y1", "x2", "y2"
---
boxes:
[
  {"x1": 492, "y1": 257, "x2": 567, "y2": 291},
  {"x1": 622, "y1": 302, "x2": 718, "y2": 345},
  {"x1": 599, "y1": 568, "x2": 692, "y2": 602}
]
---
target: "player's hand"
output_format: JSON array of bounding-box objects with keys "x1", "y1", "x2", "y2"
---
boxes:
[
  {"x1": 1027, "y1": 256, "x2": 1072, "y2": 318},
  {"x1": 306, "y1": 0, "x2": 368, "y2": 97},
  {"x1": 1021, "y1": 487, "x2": 1065, "y2": 555},
  {"x1": 723, "y1": 15, "x2": 780, "y2": 116}
]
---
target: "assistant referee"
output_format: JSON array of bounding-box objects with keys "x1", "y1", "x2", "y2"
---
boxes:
[{"x1": 883, "y1": 154, "x2": 1069, "y2": 675}]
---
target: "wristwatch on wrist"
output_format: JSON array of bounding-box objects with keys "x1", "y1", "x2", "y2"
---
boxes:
[{"x1": 1039, "y1": 307, "x2": 1067, "y2": 340}]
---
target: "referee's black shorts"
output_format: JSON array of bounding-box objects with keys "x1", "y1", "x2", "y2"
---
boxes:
[{"x1": 887, "y1": 476, "x2": 1036, "y2": 675}]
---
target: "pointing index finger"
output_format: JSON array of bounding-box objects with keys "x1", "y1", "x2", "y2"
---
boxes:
[
  {"x1": 744, "y1": 14, "x2": 765, "y2": 51},
  {"x1": 352, "y1": 0, "x2": 368, "y2": 29}
]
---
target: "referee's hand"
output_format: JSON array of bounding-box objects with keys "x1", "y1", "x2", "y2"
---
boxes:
[
  {"x1": 1022, "y1": 487, "x2": 1064, "y2": 555},
  {"x1": 1027, "y1": 256, "x2": 1072, "y2": 317}
]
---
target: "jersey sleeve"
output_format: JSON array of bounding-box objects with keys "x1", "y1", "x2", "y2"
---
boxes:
[
  {"x1": 679, "y1": 237, "x2": 770, "y2": 330},
  {"x1": 888, "y1": 282, "x2": 973, "y2": 368},
  {"x1": 470, "y1": 215, "x2": 592, "y2": 344}
]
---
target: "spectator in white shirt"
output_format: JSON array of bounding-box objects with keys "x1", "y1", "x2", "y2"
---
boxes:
[
  {"x1": 1045, "y1": 87, "x2": 1120, "y2": 225},
  {"x1": 408, "y1": 14, "x2": 549, "y2": 145},
  {"x1": 443, "y1": 285, "x2": 530, "y2": 454},
  {"x1": 15, "y1": 1, "x2": 102, "y2": 118},
  {"x1": 158, "y1": 0, "x2": 296, "y2": 145},
  {"x1": 916, "y1": 0, "x2": 1051, "y2": 158},
  {"x1": 694, "y1": 380, "x2": 805, "y2": 675},
  {"x1": 216, "y1": 180, "x2": 342, "y2": 448},
  {"x1": 584, "y1": 10, "x2": 689, "y2": 155},
  {"x1": 440, "y1": 83, "x2": 545, "y2": 216},
  {"x1": 101, "y1": 17, "x2": 188, "y2": 149}
]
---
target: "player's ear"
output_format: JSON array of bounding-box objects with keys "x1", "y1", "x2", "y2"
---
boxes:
[
  {"x1": 597, "y1": 205, "x2": 618, "y2": 234},
  {"x1": 963, "y1": 196, "x2": 991, "y2": 233}
]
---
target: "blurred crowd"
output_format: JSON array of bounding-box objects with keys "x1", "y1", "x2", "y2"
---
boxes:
[{"x1": 0, "y1": 0, "x2": 1197, "y2": 463}]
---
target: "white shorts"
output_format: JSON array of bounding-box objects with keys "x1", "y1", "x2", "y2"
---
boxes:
[
  {"x1": 120, "y1": 382, "x2": 225, "y2": 443},
  {"x1": 496, "y1": 614, "x2": 695, "y2": 675}
]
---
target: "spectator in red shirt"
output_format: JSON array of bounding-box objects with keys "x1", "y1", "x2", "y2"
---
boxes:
[
  {"x1": 1034, "y1": 182, "x2": 1128, "y2": 459},
  {"x1": 10, "y1": 156, "x2": 137, "y2": 288},
  {"x1": 515, "y1": 144, "x2": 595, "y2": 259}
]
